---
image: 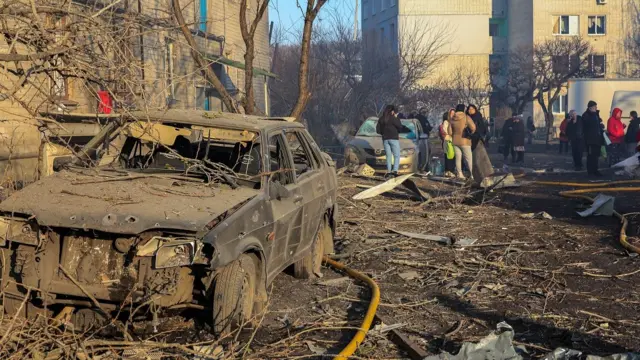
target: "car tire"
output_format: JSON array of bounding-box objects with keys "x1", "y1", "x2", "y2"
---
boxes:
[
  {"x1": 211, "y1": 254, "x2": 257, "y2": 336},
  {"x1": 293, "y1": 220, "x2": 327, "y2": 279},
  {"x1": 1, "y1": 293, "x2": 51, "y2": 320}
]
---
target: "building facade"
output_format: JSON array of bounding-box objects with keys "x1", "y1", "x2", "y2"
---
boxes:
[
  {"x1": 0, "y1": 0, "x2": 273, "y2": 120},
  {"x1": 362, "y1": 0, "x2": 639, "y2": 129}
]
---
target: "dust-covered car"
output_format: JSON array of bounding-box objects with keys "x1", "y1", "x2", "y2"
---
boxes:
[
  {"x1": 0, "y1": 110, "x2": 337, "y2": 334},
  {"x1": 343, "y1": 117, "x2": 430, "y2": 174}
]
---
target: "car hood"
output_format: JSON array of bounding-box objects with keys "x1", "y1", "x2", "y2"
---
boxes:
[
  {"x1": 0, "y1": 170, "x2": 259, "y2": 235},
  {"x1": 347, "y1": 136, "x2": 416, "y2": 152}
]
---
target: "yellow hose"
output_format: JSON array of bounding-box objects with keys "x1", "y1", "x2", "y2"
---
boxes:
[
  {"x1": 529, "y1": 180, "x2": 640, "y2": 255},
  {"x1": 322, "y1": 256, "x2": 381, "y2": 360}
]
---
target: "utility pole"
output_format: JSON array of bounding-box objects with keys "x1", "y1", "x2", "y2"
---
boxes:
[{"x1": 353, "y1": 0, "x2": 358, "y2": 41}]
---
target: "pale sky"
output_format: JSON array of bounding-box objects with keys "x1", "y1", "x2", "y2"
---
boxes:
[{"x1": 270, "y1": 0, "x2": 359, "y2": 43}]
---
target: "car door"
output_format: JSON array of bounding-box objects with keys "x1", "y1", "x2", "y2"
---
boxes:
[
  {"x1": 282, "y1": 129, "x2": 326, "y2": 260},
  {"x1": 265, "y1": 131, "x2": 304, "y2": 277}
]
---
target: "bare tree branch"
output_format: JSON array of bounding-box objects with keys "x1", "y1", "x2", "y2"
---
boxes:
[{"x1": 239, "y1": 0, "x2": 270, "y2": 114}]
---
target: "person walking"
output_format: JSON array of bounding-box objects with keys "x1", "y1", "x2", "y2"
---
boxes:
[
  {"x1": 526, "y1": 116, "x2": 536, "y2": 144},
  {"x1": 439, "y1": 109, "x2": 456, "y2": 177},
  {"x1": 511, "y1": 115, "x2": 526, "y2": 163},
  {"x1": 626, "y1": 111, "x2": 640, "y2": 154},
  {"x1": 566, "y1": 110, "x2": 584, "y2": 171},
  {"x1": 467, "y1": 104, "x2": 493, "y2": 182},
  {"x1": 449, "y1": 104, "x2": 476, "y2": 180},
  {"x1": 501, "y1": 116, "x2": 515, "y2": 161},
  {"x1": 582, "y1": 100, "x2": 605, "y2": 177},
  {"x1": 376, "y1": 104, "x2": 406, "y2": 177},
  {"x1": 558, "y1": 114, "x2": 570, "y2": 154}
]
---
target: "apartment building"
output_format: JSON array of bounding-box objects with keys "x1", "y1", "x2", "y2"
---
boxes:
[
  {"x1": 0, "y1": 0, "x2": 273, "y2": 120},
  {"x1": 362, "y1": 0, "x2": 638, "y2": 128},
  {"x1": 504, "y1": 0, "x2": 635, "y2": 128}
]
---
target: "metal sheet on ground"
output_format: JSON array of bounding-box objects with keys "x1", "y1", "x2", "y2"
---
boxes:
[{"x1": 352, "y1": 173, "x2": 414, "y2": 200}]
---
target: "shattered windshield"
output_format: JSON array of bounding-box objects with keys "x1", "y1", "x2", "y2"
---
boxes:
[
  {"x1": 356, "y1": 119, "x2": 417, "y2": 139},
  {"x1": 115, "y1": 122, "x2": 263, "y2": 189}
]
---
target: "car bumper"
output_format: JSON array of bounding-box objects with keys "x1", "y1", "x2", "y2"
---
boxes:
[{"x1": 363, "y1": 155, "x2": 416, "y2": 174}]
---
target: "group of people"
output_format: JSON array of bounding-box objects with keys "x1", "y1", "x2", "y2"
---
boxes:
[
  {"x1": 438, "y1": 104, "x2": 492, "y2": 180},
  {"x1": 501, "y1": 115, "x2": 527, "y2": 164},
  {"x1": 553, "y1": 101, "x2": 639, "y2": 176}
]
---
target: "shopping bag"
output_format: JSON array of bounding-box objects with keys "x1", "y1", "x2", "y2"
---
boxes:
[
  {"x1": 445, "y1": 141, "x2": 455, "y2": 160},
  {"x1": 600, "y1": 145, "x2": 607, "y2": 159},
  {"x1": 603, "y1": 131, "x2": 612, "y2": 146}
]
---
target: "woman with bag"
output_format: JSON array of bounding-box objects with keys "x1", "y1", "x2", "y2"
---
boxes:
[
  {"x1": 376, "y1": 104, "x2": 408, "y2": 177},
  {"x1": 450, "y1": 104, "x2": 476, "y2": 180},
  {"x1": 439, "y1": 109, "x2": 456, "y2": 177}
]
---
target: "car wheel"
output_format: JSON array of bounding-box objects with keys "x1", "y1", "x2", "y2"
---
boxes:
[
  {"x1": 1, "y1": 293, "x2": 51, "y2": 320},
  {"x1": 294, "y1": 221, "x2": 327, "y2": 279},
  {"x1": 211, "y1": 254, "x2": 257, "y2": 336}
]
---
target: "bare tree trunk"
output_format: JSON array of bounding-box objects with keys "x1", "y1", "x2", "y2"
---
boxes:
[
  {"x1": 239, "y1": 0, "x2": 269, "y2": 115},
  {"x1": 171, "y1": 0, "x2": 239, "y2": 113},
  {"x1": 289, "y1": 0, "x2": 327, "y2": 121}
]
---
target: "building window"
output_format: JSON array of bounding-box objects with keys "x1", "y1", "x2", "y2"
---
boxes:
[
  {"x1": 552, "y1": 95, "x2": 568, "y2": 114},
  {"x1": 553, "y1": 15, "x2": 579, "y2": 35},
  {"x1": 552, "y1": 55, "x2": 580, "y2": 73},
  {"x1": 588, "y1": 54, "x2": 606, "y2": 77},
  {"x1": 489, "y1": 23, "x2": 499, "y2": 36},
  {"x1": 588, "y1": 16, "x2": 606, "y2": 35}
]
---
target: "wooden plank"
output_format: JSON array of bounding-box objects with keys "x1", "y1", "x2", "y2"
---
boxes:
[{"x1": 374, "y1": 313, "x2": 428, "y2": 360}]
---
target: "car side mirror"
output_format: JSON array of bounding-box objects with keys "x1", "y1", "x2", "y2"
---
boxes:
[{"x1": 269, "y1": 180, "x2": 291, "y2": 201}]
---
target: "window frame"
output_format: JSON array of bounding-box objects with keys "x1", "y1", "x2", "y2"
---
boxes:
[
  {"x1": 553, "y1": 15, "x2": 579, "y2": 36},
  {"x1": 267, "y1": 132, "x2": 295, "y2": 186},
  {"x1": 282, "y1": 129, "x2": 319, "y2": 180},
  {"x1": 551, "y1": 94, "x2": 569, "y2": 114},
  {"x1": 588, "y1": 54, "x2": 607, "y2": 77},
  {"x1": 587, "y1": 15, "x2": 606, "y2": 36}
]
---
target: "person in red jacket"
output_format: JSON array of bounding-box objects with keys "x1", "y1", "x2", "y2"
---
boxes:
[
  {"x1": 558, "y1": 114, "x2": 569, "y2": 154},
  {"x1": 607, "y1": 107, "x2": 627, "y2": 165},
  {"x1": 607, "y1": 108, "x2": 625, "y2": 144}
]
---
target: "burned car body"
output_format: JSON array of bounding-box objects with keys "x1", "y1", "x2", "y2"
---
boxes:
[{"x1": 0, "y1": 110, "x2": 337, "y2": 333}]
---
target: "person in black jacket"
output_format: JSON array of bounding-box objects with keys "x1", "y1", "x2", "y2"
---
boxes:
[
  {"x1": 416, "y1": 108, "x2": 433, "y2": 136},
  {"x1": 466, "y1": 105, "x2": 493, "y2": 181},
  {"x1": 581, "y1": 100, "x2": 605, "y2": 176},
  {"x1": 376, "y1": 104, "x2": 407, "y2": 176},
  {"x1": 565, "y1": 110, "x2": 584, "y2": 171},
  {"x1": 501, "y1": 116, "x2": 515, "y2": 161},
  {"x1": 626, "y1": 111, "x2": 640, "y2": 154}
]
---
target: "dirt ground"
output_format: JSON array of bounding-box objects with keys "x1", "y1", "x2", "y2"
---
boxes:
[
  {"x1": 2, "y1": 143, "x2": 639, "y2": 360},
  {"x1": 246, "y1": 143, "x2": 640, "y2": 359}
]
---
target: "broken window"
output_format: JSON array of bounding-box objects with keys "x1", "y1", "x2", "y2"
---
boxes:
[
  {"x1": 269, "y1": 133, "x2": 294, "y2": 185},
  {"x1": 588, "y1": 16, "x2": 606, "y2": 35},
  {"x1": 284, "y1": 131, "x2": 315, "y2": 179},
  {"x1": 118, "y1": 123, "x2": 262, "y2": 188}
]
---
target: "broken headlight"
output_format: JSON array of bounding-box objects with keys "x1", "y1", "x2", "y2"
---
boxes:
[{"x1": 136, "y1": 236, "x2": 203, "y2": 269}]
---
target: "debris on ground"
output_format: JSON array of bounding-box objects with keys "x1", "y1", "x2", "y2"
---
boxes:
[
  {"x1": 388, "y1": 228, "x2": 453, "y2": 245},
  {"x1": 398, "y1": 270, "x2": 420, "y2": 281},
  {"x1": 520, "y1": 211, "x2": 554, "y2": 220},
  {"x1": 352, "y1": 173, "x2": 415, "y2": 200},
  {"x1": 577, "y1": 194, "x2": 615, "y2": 217}
]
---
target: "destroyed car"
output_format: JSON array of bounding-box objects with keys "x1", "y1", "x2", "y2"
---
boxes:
[
  {"x1": 343, "y1": 117, "x2": 430, "y2": 174},
  {"x1": 0, "y1": 110, "x2": 337, "y2": 334}
]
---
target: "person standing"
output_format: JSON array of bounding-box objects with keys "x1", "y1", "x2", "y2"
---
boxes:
[
  {"x1": 376, "y1": 104, "x2": 406, "y2": 177},
  {"x1": 582, "y1": 100, "x2": 605, "y2": 177},
  {"x1": 466, "y1": 104, "x2": 493, "y2": 182},
  {"x1": 607, "y1": 107, "x2": 626, "y2": 165},
  {"x1": 558, "y1": 114, "x2": 570, "y2": 154},
  {"x1": 416, "y1": 108, "x2": 433, "y2": 136},
  {"x1": 626, "y1": 111, "x2": 640, "y2": 154},
  {"x1": 526, "y1": 116, "x2": 536, "y2": 144},
  {"x1": 439, "y1": 109, "x2": 456, "y2": 177},
  {"x1": 501, "y1": 116, "x2": 515, "y2": 161},
  {"x1": 566, "y1": 110, "x2": 584, "y2": 171},
  {"x1": 511, "y1": 115, "x2": 526, "y2": 163},
  {"x1": 450, "y1": 104, "x2": 476, "y2": 180}
]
